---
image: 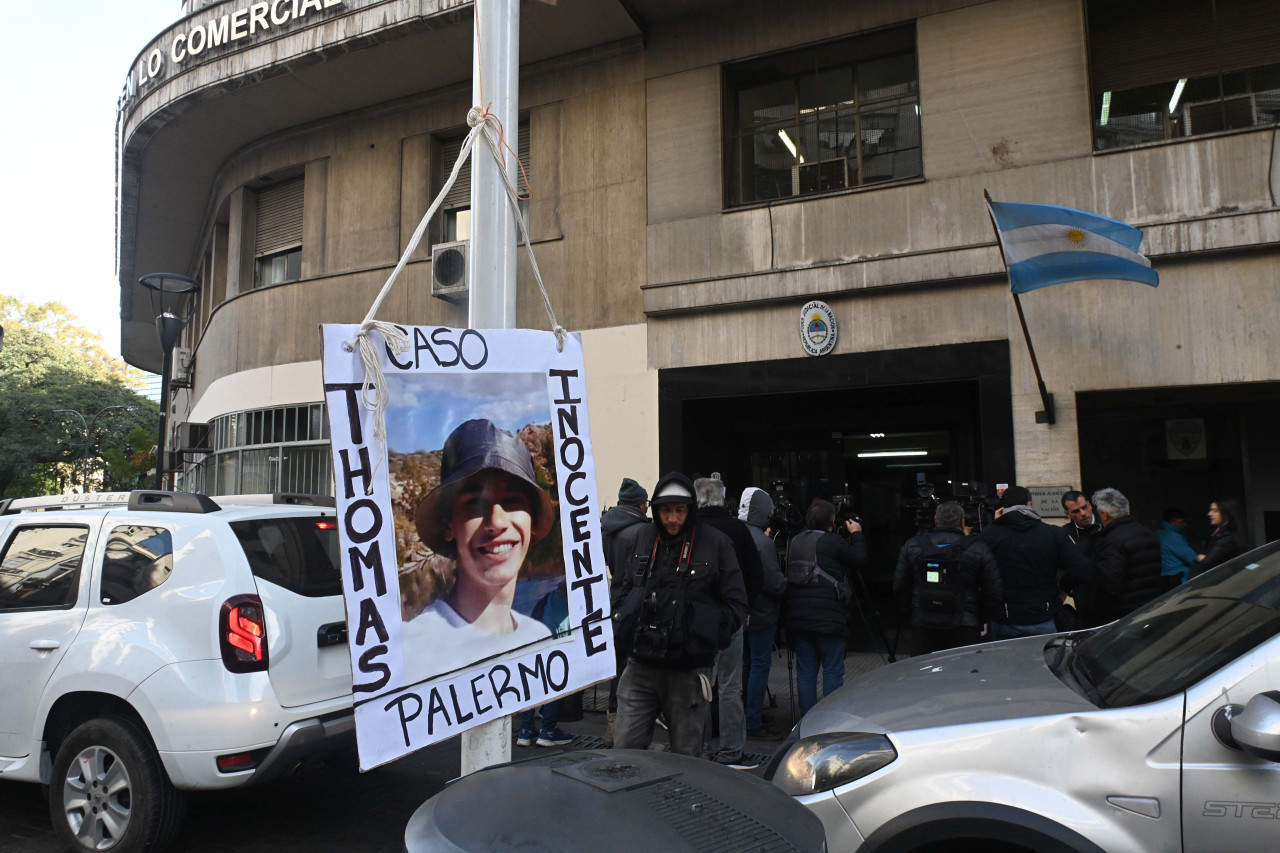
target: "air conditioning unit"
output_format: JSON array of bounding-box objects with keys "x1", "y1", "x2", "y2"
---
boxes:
[
  {"x1": 432, "y1": 239, "x2": 470, "y2": 302},
  {"x1": 176, "y1": 422, "x2": 211, "y2": 455},
  {"x1": 171, "y1": 347, "x2": 195, "y2": 388}
]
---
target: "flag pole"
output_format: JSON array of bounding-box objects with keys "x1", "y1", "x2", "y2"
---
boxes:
[{"x1": 984, "y1": 190, "x2": 1055, "y2": 425}]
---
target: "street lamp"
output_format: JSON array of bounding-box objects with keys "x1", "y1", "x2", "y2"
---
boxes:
[
  {"x1": 53, "y1": 405, "x2": 136, "y2": 493},
  {"x1": 138, "y1": 272, "x2": 199, "y2": 490}
]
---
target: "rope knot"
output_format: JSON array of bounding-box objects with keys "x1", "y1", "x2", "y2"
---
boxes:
[{"x1": 466, "y1": 106, "x2": 484, "y2": 127}]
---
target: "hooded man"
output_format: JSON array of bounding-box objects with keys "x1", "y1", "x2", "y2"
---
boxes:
[
  {"x1": 978, "y1": 485, "x2": 1093, "y2": 639},
  {"x1": 602, "y1": 478, "x2": 650, "y2": 575},
  {"x1": 611, "y1": 472, "x2": 748, "y2": 756},
  {"x1": 694, "y1": 475, "x2": 764, "y2": 768},
  {"x1": 738, "y1": 486, "x2": 788, "y2": 737}
]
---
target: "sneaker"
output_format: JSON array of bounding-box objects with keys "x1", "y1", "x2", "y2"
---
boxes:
[
  {"x1": 536, "y1": 727, "x2": 574, "y2": 747},
  {"x1": 516, "y1": 728, "x2": 535, "y2": 747},
  {"x1": 714, "y1": 752, "x2": 760, "y2": 770}
]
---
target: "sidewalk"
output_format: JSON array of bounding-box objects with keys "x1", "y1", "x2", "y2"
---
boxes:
[{"x1": 519, "y1": 647, "x2": 893, "y2": 771}]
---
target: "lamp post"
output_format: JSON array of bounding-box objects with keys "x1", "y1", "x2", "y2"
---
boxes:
[
  {"x1": 53, "y1": 405, "x2": 136, "y2": 493},
  {"x1": 138, "y1": 273, "x2": 199, "y2": 490}
]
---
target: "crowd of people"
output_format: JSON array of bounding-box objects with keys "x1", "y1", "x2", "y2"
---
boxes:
[{"x1": 592, "y1": 472, "x2": 1250, "y2": 769}]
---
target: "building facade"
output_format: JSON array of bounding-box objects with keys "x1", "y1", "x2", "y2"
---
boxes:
[{"x1": 117, "y1": 0, "x2": 1280, "y2": 571}]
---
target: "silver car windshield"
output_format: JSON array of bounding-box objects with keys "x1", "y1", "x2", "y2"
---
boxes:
[{"x1": 1071, "y1": 539, "x2": 1280, "y2": 708}]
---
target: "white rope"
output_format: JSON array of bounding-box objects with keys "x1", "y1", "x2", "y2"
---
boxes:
[
  {"x1": 476, "y1": 120, "x2": 568, "y2": 352},
  {"x1": 342, "y1": 106, "x2": 568, "y2": 468}
]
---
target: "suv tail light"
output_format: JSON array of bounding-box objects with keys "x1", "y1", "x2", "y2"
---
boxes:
[{"x1": 220, "y1": 594, "x2": 270, "y2": 673}]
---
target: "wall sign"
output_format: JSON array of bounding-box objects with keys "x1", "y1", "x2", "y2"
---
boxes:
[
  {"x1": 322, "y1": 324, "x2": 614, "y2": 770},
  {"x1": 1166, "y1": 418, "x2": 1207, "y2": 459},
  {"x1": 800, "y1": 300, "x2": 838, "y2": 357},
  {"x1": 1028, "y1": 485, "x2": 1070, "y2": 518}
]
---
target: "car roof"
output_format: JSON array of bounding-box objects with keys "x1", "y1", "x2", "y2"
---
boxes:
[{"x1": 0, "y1": 491, "x2": 335, "y2": 520}]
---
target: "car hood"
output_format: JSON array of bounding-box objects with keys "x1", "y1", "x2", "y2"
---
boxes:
[{"x1": 800, "y1": 636, "x2": 1096, "y2": 737}]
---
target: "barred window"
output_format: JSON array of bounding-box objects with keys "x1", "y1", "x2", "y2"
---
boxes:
[
  {"x1": 190, "y1": 403, "x2": 332, "y2": 497},
  {"x1": 724, "y1": 26, "x2": 922, "y2": 206},
  {"x1": 1089, "y1": 0, "x2": 1280, "y2": 151}
]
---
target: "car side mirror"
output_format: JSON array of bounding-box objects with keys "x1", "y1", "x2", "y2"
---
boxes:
[{"x1": 1227, "y1": 692, "x2": 1280, "y2": 762}]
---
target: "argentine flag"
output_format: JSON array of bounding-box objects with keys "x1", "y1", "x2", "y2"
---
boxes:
[{"x1": 988, "y1": 201, "x2": 1159, "y2": 294}]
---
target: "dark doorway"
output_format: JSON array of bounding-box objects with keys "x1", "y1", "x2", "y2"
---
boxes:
[
  {"x1": 1077, "y1": 382, "x2": 1280, "y2": 552},
  {"x1": 658, "y1": 341, "x2": 1015, "y2": 581}
]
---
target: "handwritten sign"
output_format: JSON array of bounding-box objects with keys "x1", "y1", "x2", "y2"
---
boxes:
[{"x1": 322, "y1": 325, "x2": 614, "y2": 770}]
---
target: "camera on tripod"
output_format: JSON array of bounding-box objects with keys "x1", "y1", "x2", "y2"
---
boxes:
[
  {"x1": 902, "y1": 473, "x2": 939, "y2": 532},
  {"x1": 952, "y1": 481, "x2": 1000, "y2": 532},
  {"x1": 769, "y1": 479, "x2": 803, "y2": 540}
]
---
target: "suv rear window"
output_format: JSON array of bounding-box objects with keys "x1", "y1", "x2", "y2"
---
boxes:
[{"x1": 230, "y1": 517, "x2": 341, "y2": 598}]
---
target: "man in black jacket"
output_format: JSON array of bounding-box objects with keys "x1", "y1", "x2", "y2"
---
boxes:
[
  {"x1": 893, "y1": 500, "x2": 1002, "y2": 656},
  {"x1": 979, "y1": 486, "x2": 1092, "y2": 639},
  {"x1": 783, "y1": 499, "x2": 867, "y2": 715},
  {"x1": 600, "y1": 477, "x2": 649, "y2": 746},
  {"x1": 738, "y1": 486, "x2": 788, "y2": 737},
  {"x1": 612, "y1": 473, "x2": 748, "y2": 756},
  {"x1": 1090, "y1": 488, "x2": 1164, "y2": 623},
  {"x1": 694, "y1": 475, "x2": 763, "y2": 768}
]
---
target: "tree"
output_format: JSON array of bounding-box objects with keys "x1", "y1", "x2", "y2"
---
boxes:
[{"x1": 0, "y1": 295, "x2": 158, "y2": 497}]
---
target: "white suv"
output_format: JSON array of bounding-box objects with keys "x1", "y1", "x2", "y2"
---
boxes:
[{"x1": 0, "y1": 490, "x2": 353, "y2": 853}]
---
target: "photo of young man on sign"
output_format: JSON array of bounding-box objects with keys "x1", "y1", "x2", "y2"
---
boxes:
[
  {"x1": 388, "y1": 373, "x2": 567, "y2": 686},
  {"x1": 322, "y1": 325, "x2": 615, "y2": 769}
]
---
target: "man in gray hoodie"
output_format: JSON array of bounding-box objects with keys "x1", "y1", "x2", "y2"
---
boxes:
[{"x1": 737, "y1": 486, "x2": 789, "y2": 738}]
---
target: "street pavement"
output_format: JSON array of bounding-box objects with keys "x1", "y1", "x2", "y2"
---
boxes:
[{"x1": 1, "y1": 647, "x2": 891, "y2": 851}]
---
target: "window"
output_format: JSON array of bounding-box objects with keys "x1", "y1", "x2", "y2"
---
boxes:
[
  {"x1": 253, "y1": 177, "x2": 304, "y2": 287},
  {"x1": 190, "y1": 403, "x2": 333, "y2": 497},
  {"x1": 1089, "y1": 0, "x2": 1280, "y2": 151},
  {"x1": 0, "y1": 526, "x2": 88, "y2": 610},
  {"x1": 101, "y1": 526, "x2": 173, "y2": 606},
  {"x1": 724, "y1": 26, "x2": 922, "y2": 206},
  {"x1": 230, "y1": 517, "x2": 341, "y2": 597},
  {"x1": 439, "y1": 121, "x2": 531, "y2": 243}
]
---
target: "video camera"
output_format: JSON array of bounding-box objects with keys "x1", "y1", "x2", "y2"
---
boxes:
[
  {"x1": 832, "y1": 493, "x2": 862, "y2": 541},
  {"x1": 902, "y1": 473, "x2": 939, "y2": 533},
  {"x1": 952, "y1": 481, "x2": 1000, "y2": 532},
  {"x1": 768, "y1": 479, "x2": 803, "y2": 541}
]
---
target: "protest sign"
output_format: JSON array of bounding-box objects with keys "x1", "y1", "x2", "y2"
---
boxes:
[{"x1": 322, "y1": 325, "x2": 614, "y2": 769}]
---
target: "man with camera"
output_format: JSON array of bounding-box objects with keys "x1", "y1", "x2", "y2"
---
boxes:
[
  {"x1": 611, "y1": 472, "x2": 748, "y2": 756},
  {"x1": 893, "y1": 500, "x2": 1003, "y2": 655}
]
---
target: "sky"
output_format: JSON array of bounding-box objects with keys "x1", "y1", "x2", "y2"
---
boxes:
[
  {"x1": 0, "y1": 2, "x2": 179, "y2": 358},
  {"x1": 384, "y1": 372, "x2": 551, "y2": 455}
]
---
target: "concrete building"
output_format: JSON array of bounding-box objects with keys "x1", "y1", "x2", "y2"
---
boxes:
[{"x1": 117, "y1": 0, "x2": 1280, "y2": 571}]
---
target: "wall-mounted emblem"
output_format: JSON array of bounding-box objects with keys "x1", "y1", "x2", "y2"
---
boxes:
[{"x1": 800, "y1": 300, "x2": 838, "y2": 357}]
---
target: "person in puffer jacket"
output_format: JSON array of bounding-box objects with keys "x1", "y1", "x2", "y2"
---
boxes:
[
  {"x1": 737, "y1": 486, "x2": 788, "y2": 737},
  {"x1": 1091, "y1": 488, "x2": 1164, "y2": 624}
]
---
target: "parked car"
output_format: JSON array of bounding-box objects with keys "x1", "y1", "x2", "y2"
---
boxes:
[
  {"x1": 0, "y1": 491, "x2": 353, "y2": 853},
  {"x1": 766, "y1": 539, "x2": 1280, "y2": 852}
]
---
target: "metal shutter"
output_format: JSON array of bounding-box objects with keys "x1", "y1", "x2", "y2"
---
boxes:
[
  {"x1": 255, "y1": 178, "x2": 304, "y2": 257},
  {"x1": 440, "y1": 122, "x2": 530, "y2": 209},
  {"x1": 1089, "y1": 0, "x2": 1280, "y2": 93}
]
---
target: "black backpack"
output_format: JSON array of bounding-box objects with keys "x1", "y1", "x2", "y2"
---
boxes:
[
  {"x1": 912, "y1": 534, "x2": 968, "y2": 628},
  {"x1": 787, "y1": 530, "x2": 852, "y2": 604}
]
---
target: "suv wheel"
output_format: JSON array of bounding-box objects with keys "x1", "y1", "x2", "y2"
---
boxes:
[{"x1": 49, "y1": 716, "x2": 186, "y2": 853}]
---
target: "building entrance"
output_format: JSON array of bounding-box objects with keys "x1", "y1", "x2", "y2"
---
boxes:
[
  {"x1": 1077, "y1": 382, "x2": 1280, "y2": 553},
  {"x1": 658, "y1": 341, "x2": 1015, "y2": 583}
]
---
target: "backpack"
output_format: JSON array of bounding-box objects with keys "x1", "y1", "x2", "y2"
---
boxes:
[
  {"x1": 787, "y1": 530, "x2": 852, "y2": 604},
  {"x1": 913, "y1": 534, "x2": 968, "y2": 628}
]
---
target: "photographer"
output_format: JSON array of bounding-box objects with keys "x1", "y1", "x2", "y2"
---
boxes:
[
  {"x1": 783, "y1": 499, "x2": 867, "y2": 715},
  {"x1": 893, "y1": 501, "x2": 1002, "y2": 656},
  {"x1": 611, "y1": 473, "x2": 747, "y2": 756}
]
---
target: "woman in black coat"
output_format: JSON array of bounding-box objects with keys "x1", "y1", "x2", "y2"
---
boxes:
[{"x1": 1195, "y1": 498, "x2": 1245, "y2": 574}]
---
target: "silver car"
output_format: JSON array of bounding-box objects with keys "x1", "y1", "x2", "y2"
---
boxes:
[{"x1": 767, "y1": 540, "x2": 1280, "y2": 852}]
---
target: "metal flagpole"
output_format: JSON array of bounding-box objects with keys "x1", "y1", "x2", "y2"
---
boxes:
[
  {"x1": 460, "y1": 0, "x2": 521, "y2": 775},
  {"x1": 983, "y1": 190, "x2": 1055, "y2": 425}
]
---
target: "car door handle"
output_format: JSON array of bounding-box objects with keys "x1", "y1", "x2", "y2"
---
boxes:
[{"x1": 29, "y1": 640, "x2": 61, "y2": 650}]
